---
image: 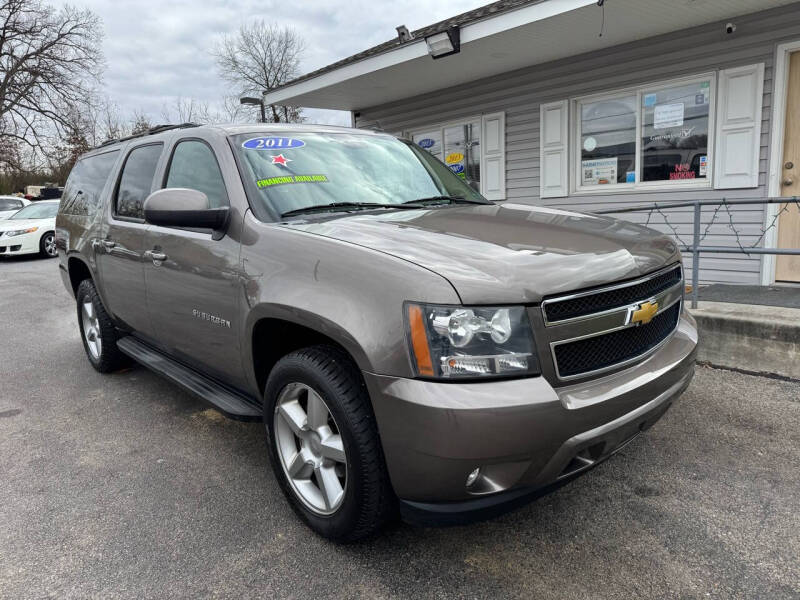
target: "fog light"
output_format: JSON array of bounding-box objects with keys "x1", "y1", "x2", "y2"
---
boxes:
[{"x1": 466, "y1": 467, "x2": 481, "y2": 488}]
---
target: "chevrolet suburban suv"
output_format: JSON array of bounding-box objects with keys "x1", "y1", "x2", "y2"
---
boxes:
[{"x1": 56, "y1": 123, "x2": 697, "y2": 542}]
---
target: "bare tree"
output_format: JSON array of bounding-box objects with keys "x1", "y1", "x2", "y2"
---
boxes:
[
  {"x1": 130, "y1": 110, "x2": 153, "y2": 135},
  {"x1": 0, "y1": 0, "x2": 103, "y2": 164},
  {"x1": 220, "y1": 95, "x2": 249, "y2": 123},
  {"x1": 213, "y1": 21, "x2": 304, "y2": 123},
  {"x1": 160, "y1": 96, "x2": 214, "y2": 124},
  {"x1": 98, "y1": 99, "x2": 128, "y2": 142}
]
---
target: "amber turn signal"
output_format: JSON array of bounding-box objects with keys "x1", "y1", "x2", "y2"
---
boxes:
[{"x1": 407, "y1": 304, "x2": 434, "y2": 376}]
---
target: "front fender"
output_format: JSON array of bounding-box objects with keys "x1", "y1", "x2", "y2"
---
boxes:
[
  {"x1": 243, "y1": 302, "x2": 372, "y2": 374},
  {"x1": 239, "y1": 214, "x2": 460, "y2": 386}
]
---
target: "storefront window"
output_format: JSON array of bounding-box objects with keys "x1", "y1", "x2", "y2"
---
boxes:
[
  {"x1": 444, "y1": 123, "x2": 480, "y2": 181},
  {"x1": 412, "y1": 130, "x2": 442, "y2": 159},
  {"x1": 641, "y1": 80, "x2": 710, "y2": 182},
  {"x1": 580, "y1": 96, "x2": 636, "y2": 186},
  {"x1": 412, "y1": 119, "x2": 481, "y2": 184},
  {"x1": 574, "y1": 75, "x2": 713, "y2": 191}
]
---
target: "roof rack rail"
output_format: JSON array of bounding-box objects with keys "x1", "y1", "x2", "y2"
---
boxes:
[{"x1": 96, "y1": 122, "x2": 200, "y2": 148}]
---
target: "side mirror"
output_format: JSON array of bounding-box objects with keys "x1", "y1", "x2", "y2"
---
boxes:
[{"x1": 143, "y1": 188, "x2": 229, "y2": 232}]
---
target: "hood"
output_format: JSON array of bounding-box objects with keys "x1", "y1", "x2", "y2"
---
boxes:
[{"x1": 284, "y1": 203, "x2": 680, "y2": 304}]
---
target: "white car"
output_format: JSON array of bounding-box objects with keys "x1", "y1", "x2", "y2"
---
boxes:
[
  {"x1": 0, "y1": 200, "x2": 59, "y2": 258},
  {"x1": 0, "y1": 196, "x2": 30, "y2": 219}
]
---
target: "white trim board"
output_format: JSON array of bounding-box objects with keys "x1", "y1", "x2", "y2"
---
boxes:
[{"x1": 763, "y1": 39, "x2": 800, "y2": 285}]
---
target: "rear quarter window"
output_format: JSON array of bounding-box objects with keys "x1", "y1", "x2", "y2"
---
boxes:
[{"x1": 60, "y1": 150, "x2": 120, "y2": 217}]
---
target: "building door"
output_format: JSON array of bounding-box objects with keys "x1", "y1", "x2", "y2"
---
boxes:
[{"x1": 777, "y1": 51, "x2": 800, "y2": 282}]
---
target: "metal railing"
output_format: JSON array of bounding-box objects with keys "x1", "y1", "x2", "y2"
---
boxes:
[{"x1": 594, "y1": 197, "x2": 800, "y2": 309}]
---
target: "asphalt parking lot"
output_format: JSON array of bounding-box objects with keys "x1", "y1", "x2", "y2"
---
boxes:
[{"x1": 1, "y1": 255, "x2": 798, "y2": 599}]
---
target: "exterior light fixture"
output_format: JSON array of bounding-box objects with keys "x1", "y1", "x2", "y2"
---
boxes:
[
  {"x1": 240, "y1": 96, "x2": 266, "y2": 123},
  {"x1": 425, "y1": 26, "x2": 460, "y2": 59}
]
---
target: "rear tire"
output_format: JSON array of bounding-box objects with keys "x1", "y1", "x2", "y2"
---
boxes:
[
  {"x1": 39, "y1": 232, "x2": 57, "y2": 258},
  {"x1": 76, "y1": 279, "x2": 129, "y2": 373},
  {"x1": 264, "y1": 345, "x2": 396, "y2": 542}
]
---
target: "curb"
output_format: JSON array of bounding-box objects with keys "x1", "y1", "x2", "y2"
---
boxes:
[{"x1": 688, "y1": 301, "x2": 800, "y2": 381}]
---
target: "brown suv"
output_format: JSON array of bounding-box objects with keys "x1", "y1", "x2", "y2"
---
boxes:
[{"x1": 55, "y1": 123, "x2": 697, "y2": 541}]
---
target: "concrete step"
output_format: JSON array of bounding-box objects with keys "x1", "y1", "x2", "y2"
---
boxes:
[{"x1": 688, "y1": 301, "x2": 800, "y2": 380}]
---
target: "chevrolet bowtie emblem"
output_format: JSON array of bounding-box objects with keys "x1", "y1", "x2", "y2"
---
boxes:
[{"x1": 628, "y1": 300, "x2": 659, "y2": 325}]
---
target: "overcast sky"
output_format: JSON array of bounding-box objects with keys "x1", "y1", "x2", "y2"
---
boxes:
[{"x1": 79, "y1": 0, "x2": 489, "y2": 126}]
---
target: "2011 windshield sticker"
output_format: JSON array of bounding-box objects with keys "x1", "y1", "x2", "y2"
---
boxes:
[
  {"x1": 256, "y1": 174, "x2": 328, "y2": 188},
  {"x1": 242, "y1": 137, "x2": 305, "y2": 150}
]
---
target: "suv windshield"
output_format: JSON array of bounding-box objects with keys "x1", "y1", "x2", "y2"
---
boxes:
[
  {"x1": 231, "y1": 132, "x2": 488, "y2": 218},
  {"x1": 10, "y1": 202, "x2": 58, "y2": 220}
]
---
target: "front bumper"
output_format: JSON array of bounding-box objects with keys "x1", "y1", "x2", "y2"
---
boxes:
[
  {"x1": 0, "y1": 232, "x2": 40, "y2": 256},
  {"x1": 364, "y1": 312, "x2": 698, "y2": 523}
]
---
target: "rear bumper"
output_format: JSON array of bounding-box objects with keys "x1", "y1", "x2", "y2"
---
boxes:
[{"x1": 364, "y1": 312, "x2": 698, "y2": 522}]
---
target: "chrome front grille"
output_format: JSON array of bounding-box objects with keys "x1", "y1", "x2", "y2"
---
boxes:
[
  {"x1": 553, "y1": 302, "x2": 681, "y2": 378},
  {"x1": 541, "y1": 264, "x2": 684, "y2": 381},
  {"x1": 542, "y1": 265, "x2": 682, "y2": 325}
]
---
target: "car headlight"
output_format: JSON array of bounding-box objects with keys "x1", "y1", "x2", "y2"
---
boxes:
[
  {"x1": 405, "y1": 303, "x2": 539, "y2": 379},
  {"x1": 2, "y1": 227, "x2": 38, "y2": 237}
]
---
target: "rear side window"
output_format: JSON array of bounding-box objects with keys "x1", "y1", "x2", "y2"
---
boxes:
[
  {"x1": 115, "y1": 144, "x2": 163, "y2": 220},
  {"x1": 0, "y1": 198, "x2": 23, "y2": 211},
  {"x1": 165, "y1": 140, "x2": 228, "y2": 208},
  {"x1": 60, "y1": 151, "x2": 119, "y2": 216}
]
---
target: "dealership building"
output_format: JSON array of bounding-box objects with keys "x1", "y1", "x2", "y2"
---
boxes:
[{"x1": 264, "y1": 0, "x2": 800, "y2": 286}]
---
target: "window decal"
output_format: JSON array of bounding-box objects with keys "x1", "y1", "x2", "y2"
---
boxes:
[
  {"x1": 242, "y1": 137, "x2": 305, "y2": 150},
  {"x1": 255, "y1": 174, "x2": 328, "y2": 188},
  {"x1": 270, "y1": 154, "x2": 292, "y2": 166}
]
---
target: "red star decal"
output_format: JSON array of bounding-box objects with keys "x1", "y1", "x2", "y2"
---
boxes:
[{"x1": 271, "y1": 154, "x2": 292, "y2": 166}]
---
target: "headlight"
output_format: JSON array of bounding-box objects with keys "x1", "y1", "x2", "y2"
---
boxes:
[
  {"x1": 3, "y1": 227, "x2": 38, "y2": 237},
  {"x1": 405, "y1": 303, "x2": 539, "y2": 379}
]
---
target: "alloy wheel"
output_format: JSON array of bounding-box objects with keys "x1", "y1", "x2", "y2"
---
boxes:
[
  {"x1": 81, "y1": 300, "x2": 102, "y2": 360},
  {"x1": 274, "y1": 382, "x2": 348, "y2": 515},
  {"x1": 43, "y1": 234, "x2": 57, "y2": 257}
]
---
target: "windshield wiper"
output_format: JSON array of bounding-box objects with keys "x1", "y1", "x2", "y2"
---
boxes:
[
  {"x1": 281, "y1": 202, "x2": 418, "y2": 218},
  {"x1": 402, "y1": 195, "x2": 490, "y2": 206}
]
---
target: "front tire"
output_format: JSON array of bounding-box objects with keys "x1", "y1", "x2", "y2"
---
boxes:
[
  {"x1": 39, "y1": 232, "x2": 57, "y2": 258},
  {"x1": 76, "y1": 279, "x2": 128, "y2": 373},
  {"x1": 264, "y1": 345, "x2": 395, "y2": 542}
]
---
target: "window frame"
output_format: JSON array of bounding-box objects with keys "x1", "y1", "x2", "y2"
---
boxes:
[
  {"x1": 572, "y1": 72, "x2": 717, "y2": 195},
  {"x1": 160, "y1": 137, "x2": 231, "y2": 209},
  {"x1": 111, "y1": 142, "x2": 165, "y2": 223}
]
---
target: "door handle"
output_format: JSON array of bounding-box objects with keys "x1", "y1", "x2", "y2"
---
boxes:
[
  {"x1": 93, "y1": 239, "x2": 115, "y2": 253},
  {"x1": 783, "y1": 177, "x2": 794, "y2": 186},
  {"x1": 143, "y1": 250, "x2": 167, "y2": 262}
]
